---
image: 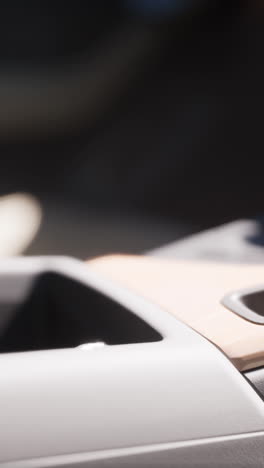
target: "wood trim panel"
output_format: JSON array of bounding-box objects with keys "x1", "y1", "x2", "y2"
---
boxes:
[{"x1": 89, "y1": 255, "x2": 264, "y2": 371}]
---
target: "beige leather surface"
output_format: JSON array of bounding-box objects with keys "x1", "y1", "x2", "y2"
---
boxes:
[{"x1": 89, "y1": 255, "x2": 264, "y2": 371}]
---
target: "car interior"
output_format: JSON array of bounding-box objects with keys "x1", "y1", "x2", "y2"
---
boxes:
[
  {"x1": 0, "y1": 0, "x2": 263, "y2": 259},
  {"x1": 1, "y1": 2, "x2": 264, "y2": 467}
]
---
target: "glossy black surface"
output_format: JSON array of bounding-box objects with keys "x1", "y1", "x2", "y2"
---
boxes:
[{"x1": 0, "y1": 272, "x2": 161, "y2": 353}]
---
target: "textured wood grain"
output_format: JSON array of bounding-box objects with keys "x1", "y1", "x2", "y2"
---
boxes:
[{"x1": 89, "y1": 255, "x2": 264, "y2": 371}]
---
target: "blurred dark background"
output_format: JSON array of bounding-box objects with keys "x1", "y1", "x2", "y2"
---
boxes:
[{"x1": 0, "y1": 0, "x2": 263, "y2": 258}]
